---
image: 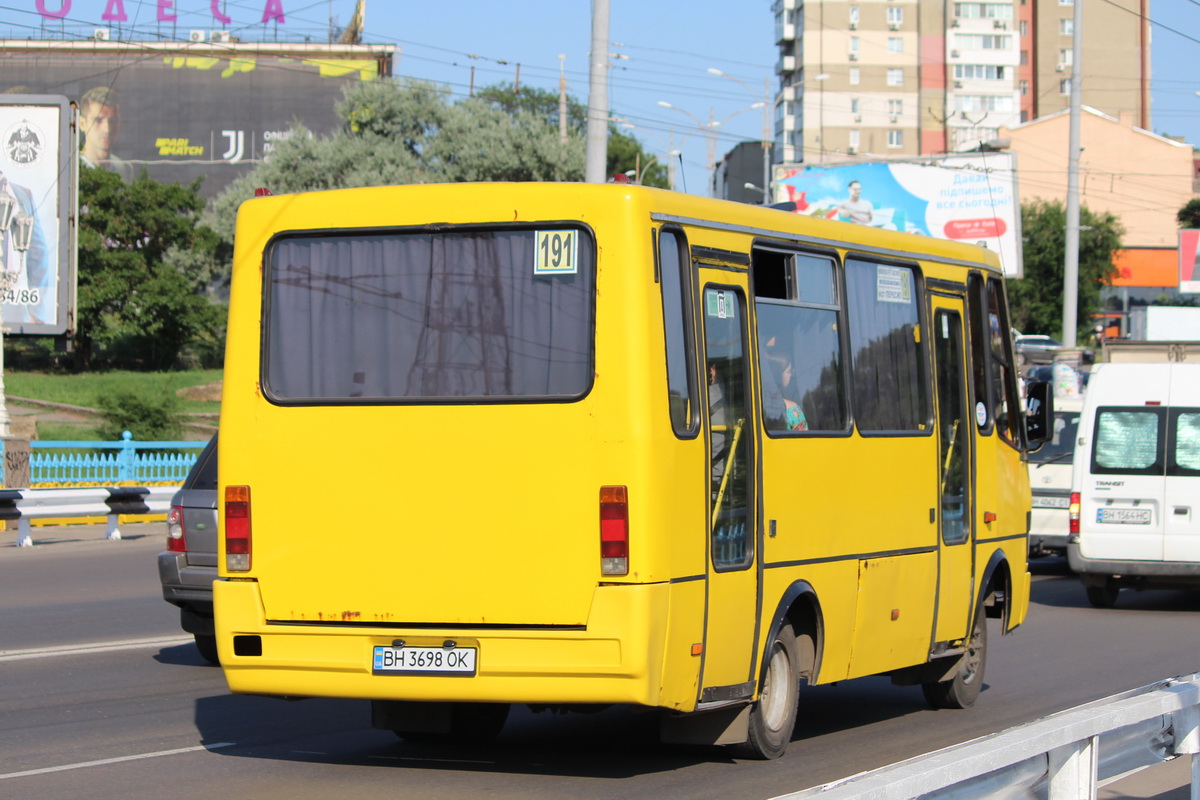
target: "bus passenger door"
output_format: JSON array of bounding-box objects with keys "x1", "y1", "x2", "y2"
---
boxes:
[
  {"x1": 698, "y1": 284, "x2": 760, "y2": 701},
  {"x1": 931, "y1": 298, "x2": 975, "y2": 643}
]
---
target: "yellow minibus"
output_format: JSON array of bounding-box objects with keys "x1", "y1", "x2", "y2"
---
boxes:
[{"x1": 215, "y1": 182, "x2": 1051, "y2": 759}]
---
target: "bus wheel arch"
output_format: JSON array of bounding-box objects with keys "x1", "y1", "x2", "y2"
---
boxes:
[
  {"x1": 726, "y1": 582, "x2": 824, "y2": 759},
  {"x1": 978, "y1": 549, "x2": 1013, "y2": 630},
  {"x1": 767, "y1": 580, "x2": 825, "y2": 684}
]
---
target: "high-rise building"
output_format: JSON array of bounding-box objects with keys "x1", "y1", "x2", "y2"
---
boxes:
[{"x1": 773, "y1": 0, "x2": 1149, "y2": 164}]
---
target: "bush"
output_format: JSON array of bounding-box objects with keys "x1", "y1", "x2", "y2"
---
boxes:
[{"x1": 95, "y1": 389, "x2": 182, "y2": 441}]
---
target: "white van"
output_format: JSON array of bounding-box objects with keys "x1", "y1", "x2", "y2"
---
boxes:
[
  {"x1": 1028, "y1": 397, "x2": 1084, "y2": 558},
  {"x1": 1067, "y1": 362, "x2": 1200, "y2": 606}
]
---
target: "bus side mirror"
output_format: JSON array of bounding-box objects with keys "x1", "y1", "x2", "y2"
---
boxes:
[{"x1": 1024, "y1": 381, "x2": 1054, "y2": 449}]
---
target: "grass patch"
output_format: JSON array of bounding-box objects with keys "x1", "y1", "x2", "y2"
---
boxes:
[
  {"x1": 6, "y1": 370, "x2": 222, "y2": 414},
  {"x1": 34, "y1": 422, "x2": 106, "y2": 442}
]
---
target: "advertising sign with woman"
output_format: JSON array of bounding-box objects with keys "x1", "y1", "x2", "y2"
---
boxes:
[
  {"x1": 0, "y1": 95, "x2": 72, "y2": 334},
  {"x1": 774, "y1": 153, "x2": 1023, "y2": 278}
]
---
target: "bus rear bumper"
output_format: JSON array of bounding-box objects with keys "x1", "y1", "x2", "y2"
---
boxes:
[{"x1": 214, "y1": 579, "x2": 685, "y2": 709}]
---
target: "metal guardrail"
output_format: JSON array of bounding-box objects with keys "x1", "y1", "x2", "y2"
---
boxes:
[
  {"x1": 1, "y1": 485, "x2": 177, "y2": 547},
  {"x1": 780, "y1": 673, "x2": 1200, "y2": 800},
  {"x1": 29, "y1": 432, "x2": 204, "y2": 486}
]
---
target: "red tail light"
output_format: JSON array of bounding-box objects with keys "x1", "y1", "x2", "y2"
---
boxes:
[
  {"x1": 1069, "y1": 491, "x2": 1080, "y2": 535},
  {"x1": 166, "y1": 505, "x2": 187, "y2": 552},
  {"x1": 600, "y1": 485, "x2": 629, "y2": 576},
  {"x1": 225, "y1": 485, "x2": 252, "y2": 571}
]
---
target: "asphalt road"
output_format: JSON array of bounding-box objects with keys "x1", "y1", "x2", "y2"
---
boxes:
[{"x1": 2, "y1": 527, "x2": 1197, "y2": 800}]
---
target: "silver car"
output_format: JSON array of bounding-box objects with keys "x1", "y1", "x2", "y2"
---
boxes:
[{"x1": 157, "y1": 434, "x2": 219, "y2": 664}]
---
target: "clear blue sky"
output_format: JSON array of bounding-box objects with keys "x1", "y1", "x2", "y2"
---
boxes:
[
  {"x1": 366, "y1": 0, "x2": 1200, "y2": 193},
  {"x1": 0, "y1": 1, "x2": 1195, "y2": 195},
  {"x1": 362, "y1": 1, "x2": 778, "y2": 194}
]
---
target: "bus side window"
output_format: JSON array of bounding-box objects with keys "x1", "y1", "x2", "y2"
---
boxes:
[
  {"x1": 845, "y1": 259, "x2": 928, "y2": 432},
  {"x1": 986, "y1": 278, "x2": 1021, "y2": 445},
  {"x1": 753, "y1": 248, "x2": 848, "y2": 433},
  {"x1": 660, "y1": 229, "x2": 699, "y2": 436},
  {"x1": 967, "y1": 273, "x2": 993, "y2": 434}
]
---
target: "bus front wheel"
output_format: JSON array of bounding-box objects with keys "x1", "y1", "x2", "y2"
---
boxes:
[
  {"x1": 922, "y1": 605, "x2": 987, "y2": 709},
  {"x1": 731, "y1": 622, "x2": 800, "y2": 760}
]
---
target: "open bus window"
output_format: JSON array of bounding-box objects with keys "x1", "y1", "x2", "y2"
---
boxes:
[
  {"x1": 262, "y1": 229, "x2": 594, "y2": 403},
  {"x1": 753, "y1": 250, "x2": 848, "y2": 434}
]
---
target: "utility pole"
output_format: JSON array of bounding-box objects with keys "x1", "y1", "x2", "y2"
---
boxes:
[
  {"x1": 761, "y1": 76, "x2": 771, "y2": 203},
  {"x1": 1061, "y1": 0, "x2": 1084, "y2": 347},
  {"x1": 584, "y1": 0, "x2": 610, "y2": 183}
]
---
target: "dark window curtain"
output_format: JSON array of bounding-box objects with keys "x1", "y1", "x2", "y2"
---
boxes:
[
  {"x1": 845, "y1": 259, "x2": 926, "y2": 431},
  {"x1": 265, "y1": 230, "x2": 593, "y2": 402}
]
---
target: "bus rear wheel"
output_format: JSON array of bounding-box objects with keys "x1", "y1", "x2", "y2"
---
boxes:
[
  {"x1": 922, "y1": 604, "x2": 987, "y2": 710},
  {"x1": 731, "y1": 622, "x2": 800, "y2": 760}
]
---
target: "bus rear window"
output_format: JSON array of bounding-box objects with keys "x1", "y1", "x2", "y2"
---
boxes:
[{"x1": 263, "y1": 228, "x2": 595, "y2": 403}]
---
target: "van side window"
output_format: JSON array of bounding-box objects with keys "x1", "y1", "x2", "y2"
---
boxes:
[
  {"x1": 660, "y1": 229, "x2": 698, "y2": 436},
  {"x1": 845, "y1": 259, "x2": 927, "y2": 432},
  {"x1": 753, "y1": 249, "x2": 847, "y2": 434},
  {"x1": 986, "y1": 278, "x2": 1020, "y2": 444}
]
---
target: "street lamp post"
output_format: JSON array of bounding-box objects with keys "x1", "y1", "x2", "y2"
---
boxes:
[
  {"x1": 708, "y1": 68, "x2": 772, "y2": 204},
  {"x1": 657, "y1": 100, "x2": 765, "y2": 197},
  {"x1": 615, "y1": 121, "x2": 686, "y2": 191}
]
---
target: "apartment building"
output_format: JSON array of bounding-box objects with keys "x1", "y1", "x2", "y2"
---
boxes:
[{"x1": 773, "y1": 0, "x2": 1149, "y2": 164}]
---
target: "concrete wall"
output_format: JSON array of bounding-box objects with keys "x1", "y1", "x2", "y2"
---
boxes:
[{"x1": 1000, "y1": 107, "x2": 1195, "y2": 248}]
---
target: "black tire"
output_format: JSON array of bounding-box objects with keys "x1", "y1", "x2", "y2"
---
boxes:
[
  {"x1": 1086, "y1": 582, "x2": 1120, "y2": 608},
  {"x1": 923, "y1": 604, "x2": 987, "y2": 709},
  {"x1": 194, "y1": 634, "x2": 220, "y2": 665},
  {"x1": 730, "y1": 622, "x2": 800, "y2": 760}
]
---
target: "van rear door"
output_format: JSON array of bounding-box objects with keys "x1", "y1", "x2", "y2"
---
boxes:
[
  {"x1": 1080, "y1": 403, "x2": 1167, "y2": 562},
  {"x1": 1164, "y1": 367, "x2": 1200, "y2": 561}
]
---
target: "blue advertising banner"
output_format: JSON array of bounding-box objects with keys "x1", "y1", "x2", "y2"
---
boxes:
[{"x1": 773, "y1": 153, "x2": 1023, "y2": 278}]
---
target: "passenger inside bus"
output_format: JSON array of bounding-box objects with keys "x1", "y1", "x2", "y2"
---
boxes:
[{"x1": 761, "y1": 335, "x2": 808, "y2": 432}]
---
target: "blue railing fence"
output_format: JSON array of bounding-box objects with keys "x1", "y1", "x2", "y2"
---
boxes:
[{"x1": 29, "y1": 431, "x2": 204, "y2": 487}]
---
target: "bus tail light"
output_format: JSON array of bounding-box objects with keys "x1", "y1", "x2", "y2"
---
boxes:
[
  {"x1": 600, "y1": 485, "x2": 629, "y2": 576},
  {"x1": 166, "y1": 505, "x2": 187, "y2": 552},
  {"x1": 225, "y1": 485, "x2": 252, "y2": 571},
  {"x1": 1069, "y1": 491, "x2": 1080, "y2": 535}
]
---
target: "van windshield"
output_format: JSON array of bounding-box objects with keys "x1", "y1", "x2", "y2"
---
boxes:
[
  {"x1": 263, "y1": 228, "x2": 595, "y2": 403},
  {"x1": 1028, "y1": 411, "x2": 1080, "y2": 464}
]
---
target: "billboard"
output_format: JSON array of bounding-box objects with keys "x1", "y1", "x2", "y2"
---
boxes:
[
  {"x1": 0, "y1": 95, "x2": 74, "y2": 335},
  {"x1": 1179, "y1": 230, "x2": 1200, "y2": 294},
  {"x1": 0, "y1": 42, "x2": 393, "y2": 197},
  {"x1": 773, "y1": 153, "x2": 1023, "y2": 278}
]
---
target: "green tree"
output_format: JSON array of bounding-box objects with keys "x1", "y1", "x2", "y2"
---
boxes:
[
  {"x1": 475, "y1": 83, "x2": 669, "y2": 188},
  {"x1": 1177, "y1": 197, "x2": 1200, "y2": 230},
  {"x1": 77, "y1": 168, "x2": 222, "y2": 370},
  {"x1": 208, "y1": 79, "x2": 586, "y2": 243},
  {"x1": 1008, "y1": 198, "x2": 1123, "y2": 342}
]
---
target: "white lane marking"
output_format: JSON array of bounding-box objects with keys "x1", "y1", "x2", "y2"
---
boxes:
[
  {"x1": 0, "y1": 743, "x2": 236, "y2": 780},
  {"x1": 0, "y1": 635, "x2": 194, "y2": 662}
]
